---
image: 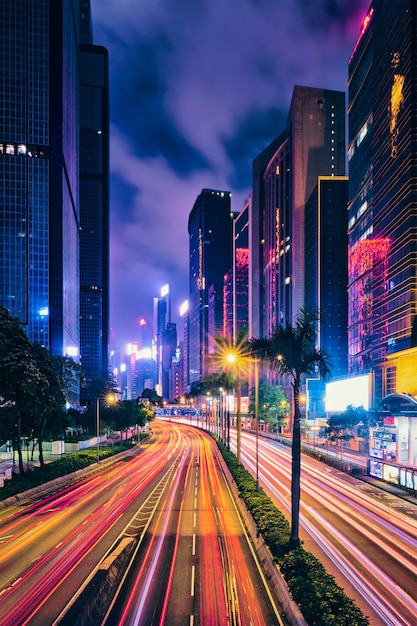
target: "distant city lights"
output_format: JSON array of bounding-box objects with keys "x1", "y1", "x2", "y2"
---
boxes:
[
  {"x1": 180, "y1": 300, "x2": 189, "y2": 316},
  {"x1": 138, "y1": 348, "x2": 152, "y2": 359}
]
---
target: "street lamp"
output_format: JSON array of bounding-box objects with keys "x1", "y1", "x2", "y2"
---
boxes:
[
  {"x1": 226, "y1": 352, "x2": 242, "y2": 462},
  {"x1": 254, "y1": 357, "x2": 259, "y2": 490},
  {"x1": 96, "y1": 393, "x2": 117, "y2": 463},
  {"x1": 96, "y1": 398, "x2": 101, "y2": 463}
]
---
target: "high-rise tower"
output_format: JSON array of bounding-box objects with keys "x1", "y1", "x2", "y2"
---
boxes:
[
  {"x1": 251, "y1": 86, "x2": 346, "y2": 338},
  {"x1": 305, "y1": 176, "x2": 349, "y2": 377},
  {"x1": 79, "y1": 1, "x2": 110, "y2": 404},
  {"x1": 0, "y1": 0, "x2": 81, "y2": 357},
  {"x1": 188, "y1": 189, "x2": 233, "y2": 384},
  {"x1": 347, "y1": 1, "x2": 417, "y2": 400}
]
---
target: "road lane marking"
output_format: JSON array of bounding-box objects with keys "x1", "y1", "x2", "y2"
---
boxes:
[
  {"x1": 192, "y1": 533, "x2": 196, "y2": 555},
  {"x1": 191, "y1": 565, "x2": 195, "y2": 597}
]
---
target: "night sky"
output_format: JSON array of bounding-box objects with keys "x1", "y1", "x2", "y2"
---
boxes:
[{"x1": 92, "y1": 0, "x2": 371, "y2": 348}]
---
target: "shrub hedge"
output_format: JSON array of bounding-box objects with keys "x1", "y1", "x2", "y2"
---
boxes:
[
  {"x1": 0, "y1": 442, "x2": 135, "y2": 501},
  {"x1": 215, "y1": 439, "x2": 369, "y2": 626}
]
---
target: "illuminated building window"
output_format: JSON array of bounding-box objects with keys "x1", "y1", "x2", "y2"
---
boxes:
[
  {"x1": 356, "y1": 118, "x2": 371, "y2": 146},
  {"x1": 357, "y1": 201, "x2": 368, "y2": 219}
]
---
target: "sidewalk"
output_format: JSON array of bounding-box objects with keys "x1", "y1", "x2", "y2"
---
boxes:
[{"x1": 355, "y1": 473, "x2": 417, "y2": 505}]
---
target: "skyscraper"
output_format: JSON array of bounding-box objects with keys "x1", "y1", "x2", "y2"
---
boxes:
[
  {"x1": 347, "y1": 1, "x2": 417, "y2": 400},
  {"x1": 0, "y1": 0, "x2": 80, "y2": 357},
  {"x1": 251, "y1": 85, "x2": 346, "y2": 338},
  {"x1": 305, "y1": 177, "x2": 349, "y2": 377},
  {"x1": 233, "y1": 200, "x2": 250, "y2": 339},
  {"x1": 153, "y1": 284, "x2": 176, "y2": 399},
  {"x1": 0, "y1": 1, "x2": 109, "y2": 398},
  {"x1": 188, "y1": 189, "x2": 233, "y2": 384},
  {"x1": 79, "y1": 2, "x2": 110, "y2": 404}
]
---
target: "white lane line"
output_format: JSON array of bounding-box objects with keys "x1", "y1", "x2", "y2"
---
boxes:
[{"x1": 191, "y1": 565, "x2": 195, "y2": 597}]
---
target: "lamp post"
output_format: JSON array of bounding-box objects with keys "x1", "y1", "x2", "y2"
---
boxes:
[
  {"x1": 96, "y1": 397, "x2": 101, "y2": 463},
  {"x1": 96, "y1": 393, "x2": 117, "y2": 463},
  {"x1": 226, "y1": 352, "x2": 243, "y2": 464},
  {"x1": 255, "y1": 357, "x2": 259, "y2": 490}
]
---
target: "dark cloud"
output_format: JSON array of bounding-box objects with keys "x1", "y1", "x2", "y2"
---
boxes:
[
  {"x1": 109, "y1": 174, "x2": 140, "y2": 226},
  {"x1": 110, "y1": 37, "x2": 210, "y2": 176},
  {"x1": 297, "y1": 0, "x2": 370, "y2": 33},
  {"x1": 92, "y1": 0, "x2": 371, "y2": 346},
  {"x1": 223, "y1": 107, "x2": 287, "y2": 190}
]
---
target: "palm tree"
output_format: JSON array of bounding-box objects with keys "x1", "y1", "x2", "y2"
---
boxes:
[{"x1": 251, "y1": 308, "x2": 332, "y2": 548}]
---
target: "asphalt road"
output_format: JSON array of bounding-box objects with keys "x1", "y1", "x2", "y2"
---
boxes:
[
  {"x1": 0, "y1": 422, "x2": 283, "y2": 626},
  {"x1": 233, "y1": 430, "x2": 417, "y2": 626}
]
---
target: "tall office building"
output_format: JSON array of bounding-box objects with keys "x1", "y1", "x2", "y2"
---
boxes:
[
  {"x1": 0, "y1": 0, "x2": 81, "y2": 357},
  {"x1": 180, "y1": 300, "x2": 190, "y2": 392},
  {"x1": 79, "y1": 1, "x2": 110, "y2": 404},
  {"x1": 347, "y1": 1, "x2": 417, "y2": 400},
  {"x1": 305, "y1": 177, "x2": 349, "y2": 377},
  {"x1": 188, "y1": 189, "x2": 233, "y2": 384},
  {"x1": 223, "y1": 269, "x2": 233, "y2": 339},
  {"x1": 233, "y1": 200, "x2": 250, "y2": 339},
  {"x1": 251, "y1": 86, "x2": 346, "y2": 338},
  {"x1": 153, "y1": 284, "x2": 175, "y2": 399}
]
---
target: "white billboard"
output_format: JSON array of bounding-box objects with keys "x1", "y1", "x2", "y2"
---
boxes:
[{"x1": 325, "y1": 374, "x2": 371, "y2": 412}]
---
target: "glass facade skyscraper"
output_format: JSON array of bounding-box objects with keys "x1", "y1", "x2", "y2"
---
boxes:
[
  {"x1": 305, "y1": 177, "x2": 349, "y2": 377},
  {"x1": 348, "y1": 1, "x2": 417, "y2": 399},
  {"x1": 0, "y1": 0, "x2": 80, "y2": 357},
  {"x1": 188, "y1": 189, "x2": 233, "y2": 384},
  {"x1": 79, "y1": 13, "x2": 110, "y2": 403},
  {"x1": 251, "y1": 86, "x2": 346, "y2": 338},
  {"x1": 233, "y1": 201, "x2": 250, "y2": 339}
]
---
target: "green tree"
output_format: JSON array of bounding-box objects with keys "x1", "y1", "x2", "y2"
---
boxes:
[
  {"x1": 248, "y1": 382, "x2": 289, "y2": 432},
  {"x1": 28, "y1": 343, "x2": 66, "y2": 467},
  {"x1": 0, "y1": 307, "x2": 44, "y2": 473},
  {"x1": 136, "y1": 403, "x2": 154, "y2": 427},
  {"x1": 251, "y1": 308, "x2": 332, "y2": 548},
  {"x1": 108, "y1": 400, "x2": 133, "y2": 439},
  {"x1": 326, "y1": 405, "x2": 368, "y2": 456},
  {"x1": 141, "y1": 388, "x2": 163, "y2": 406}
]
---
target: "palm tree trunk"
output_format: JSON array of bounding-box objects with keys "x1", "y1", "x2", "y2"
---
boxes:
[
  {"x1": 236, "y1": 380, "x2": 242, "y2": 464},
  {"x1": 290, "y1": 380, "x2": 301, "y2": 548},
  {"x1": 16, "y1": 412, "x2": 25, "y2": 474}
]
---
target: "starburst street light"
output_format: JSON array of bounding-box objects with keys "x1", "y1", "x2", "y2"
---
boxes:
[
  {"x1": 96, "y1": 392, "x2": 117, "y2": 463},
  {"x1": 212, "y1": 334, "x2": 251, "y2": 465}
]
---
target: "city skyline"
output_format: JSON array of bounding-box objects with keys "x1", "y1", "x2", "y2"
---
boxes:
[{"x1": 92, "y1": 0, "x2": 371, "y2": 346}]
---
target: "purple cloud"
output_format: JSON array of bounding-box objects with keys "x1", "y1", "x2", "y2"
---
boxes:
[{"x1": 92, "y1": 0, "x2": 371, "y2": 346}]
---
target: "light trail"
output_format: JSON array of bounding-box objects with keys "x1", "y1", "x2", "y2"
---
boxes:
[{"x1": 236, "y1": 430, "x2": 417, "y2": 626}]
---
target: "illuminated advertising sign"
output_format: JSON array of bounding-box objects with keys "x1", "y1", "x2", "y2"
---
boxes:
[{"x1": 325, "y1": 374, "x2": 371, "y2": 412}]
